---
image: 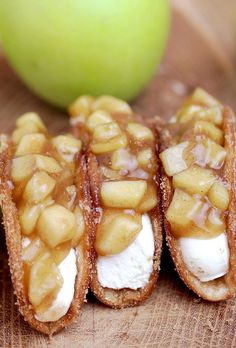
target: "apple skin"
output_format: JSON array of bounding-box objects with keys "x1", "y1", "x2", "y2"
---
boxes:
[{"x1": 0, "y1": 0, "x2": 170, "y2": 108}]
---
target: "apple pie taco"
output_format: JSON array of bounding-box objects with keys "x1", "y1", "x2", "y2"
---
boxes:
[
  {"x1": 69, "y1": 96, "x2": 163, "y2": 308},
  {"x1": 159, "y1": 88, "x2": 236, "y2": 301},
  {"x1": 0, "y1": 113, "x2": 91, "y2": 334}
]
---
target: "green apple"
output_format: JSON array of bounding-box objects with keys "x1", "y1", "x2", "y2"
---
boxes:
[{"x1": 0, "y1": 0, "x2": 170, "y2": 108}]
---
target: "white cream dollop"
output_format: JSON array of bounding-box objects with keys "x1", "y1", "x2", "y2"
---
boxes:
[
  {"x1": 35, "y1": 249, "x2": 77, "y2": 322},
  {"x1": 96, "y1": 214, "x2": 154, "y2": 290},
  {"x1": 179, "y1": 233, "x2": 229, "y2": 282}
]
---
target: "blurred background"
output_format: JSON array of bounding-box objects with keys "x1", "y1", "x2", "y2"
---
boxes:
[
  {"x1": 173, "y1": 0, "x2": 236, "y2": 59},
  {"x1": 0, "y1": 0, "x2": 236, "y2": 122}
]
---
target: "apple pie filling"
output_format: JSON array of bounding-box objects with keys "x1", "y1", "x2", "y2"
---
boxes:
[
  {"x1": 10, "y1": 113, "x2": 84, "y2": 322},
  {"x1": 69, "y1": 96, "x2": 157, "y2": 290},
  {"x1": 160, "y1": 89, "x2": 230, "y2": 282},
  {"x1": 160, "y1": 88, "x2": 230, "y2": 282}
]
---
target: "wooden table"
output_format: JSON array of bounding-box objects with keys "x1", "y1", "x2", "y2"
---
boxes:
[{"x1": 1, "y1": 1, "x2": 236, "y2": 347}]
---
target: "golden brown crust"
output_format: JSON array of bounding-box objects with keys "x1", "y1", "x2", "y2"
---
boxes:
[
  {"x1": 88, "y1": 129, "x2": 163, "y2": 309},
  {"x1": 0, "y1": 136, "x2": 91, "y2": 335},
  {"x1": 159, "y1": 107, "x2": 236, "y2": 301},
  {"x1": 222, "y1": 107, "x2": 236, "y2": 292}
]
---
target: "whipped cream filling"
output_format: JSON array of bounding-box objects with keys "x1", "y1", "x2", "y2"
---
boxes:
[
  {"x1": 179, "y1": 233, "x2": 229, "y2": 282},
  {"x1": 96, "y1": 214, "x2": 154, "y2": 290}
]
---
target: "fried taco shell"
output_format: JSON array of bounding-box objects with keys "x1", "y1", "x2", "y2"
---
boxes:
[
  {"x1": 0, "y1": 114, "x2": 91, "y2": 334},
  {"x1": 69, "y1": 96, "x2": 163, "y2": 308},
  {"x1": 159, "y1": 88, "x2": 236, "y2": 301}
]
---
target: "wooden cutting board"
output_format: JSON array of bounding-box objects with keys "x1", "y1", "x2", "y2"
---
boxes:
[{"x1": 1, "y1": 2, "x2": 236, "y2": 347}]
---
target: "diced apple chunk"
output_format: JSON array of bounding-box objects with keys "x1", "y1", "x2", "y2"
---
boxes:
[
  {"x1": 52, "y1": 170, "x2": 75, "y2": 208},
  {"x1": 185, "y1": 88, "x2": 220, "y2": 108},
  {"x1": 166, "y1": 189, "x2": 201, "y2": 232},
  {"x1": 37, "y1": 204, "x2": 76, "y2": 248},
  {"x1": 101, "y1": 180, "x2": 147, "y2": 208},
  {"x1": 51, "y1": 242, "x2": 71, "y2": 265},
  {"x1": 29, "y1": 252, "x2": 63, "y2": 307},
  {"x1": 166, "y1": 189, "x2": 203, "y2": 238},
  {"x1": 203, "y1": 139, "x2": 226, "y2": 169},
  {"x1": 35, "y1": 155, "x2": 62, "y2": 173},
  {"x1": 68, "y1": 95, "x2": 94, "y2": 118},
  {"x1": 93, "y1": 122, "x2": 121, "y2": 142},
  {"x1": 52, "y1": 135, "x2": 82, "y2": 161},
  {"x1": 208, "y1": 182, "x2": 229, "y2": 211},
  {"x1": 95, "y1": 213, "x2": 142, "y2": 256},
  {"x1": 206, "y1": 208, "x2": 226, "y2": 234},
  {"x1": 11, "y1": 155, "x2": 35, "y2": 183},
  {"x1": 177, "y1": 105, "x2": 223, "y2": 126},
  {"x1": 86, "y1": 110, "x2": 113, "y2": 132},
  {"x1": 137, "y1": 148, "x2": 154, "y2": 168},
  {"x1": 19, "y1": 204, "x2": 41, "y2": 235},
  {"x1": 23, "y1": 171, "x2": 56, "y2": 204},
  {"x1": 137, "y1": 184, "x2": 158, "y2": 213},
  {"x1": 22, "y1": 237, "x2": 47, "y2": 263},
  {"x1": 159, "y1": 142, "x2": 189, "y2": 177},
  {"x1": 71, "y1": 206, "x2": 85, "y2": 247},
  {"x1": 15, "y1": 133, "x2": 47, "y2": 156},
  {"x1": 173, "y1": 165, "x2": 215, "y2": 196},
  {"x1": 111, "y1": 149, "x2": 138, "y2": 172},
  {"x1": 194, "y1": 121, "x2": 223, "y2": 145},
  {"x1": 100, "y1": 166, "x2": 122, "y2": 180},
  {"x1": 207, "y1": 106, "x2": 223, "y2": 126},
  {"x1": 16, "y1": 112, "x2": 46, "y2": 131},
  {"x1": 126, "y1": 123, "x2": 154, "y2": 141},
  {"x1": 166, "y1": 189, "x2": 223, "y2": 238},
  {"x1": 92, "y1": 96, "x2": 132, "y2": 115},
  {"x1": 91, "y1": 134, "x2": 128, "y2": 154},
  {"x1": 12, "y1": 122, "x2": 41, "y2": 144},
  {"x1": 177, "y1": 105, "x2": 201, "y2": 123},
  {"x1": 191, "y1": 139, "x2": 226, "y2": 170},
  {"x1": 64, "y1": 185, "x2": 77, "y2": 210}
]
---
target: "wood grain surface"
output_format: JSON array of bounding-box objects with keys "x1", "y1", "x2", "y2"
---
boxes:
[{"x1": 1, "y1": 2, "x2": 236, "y2": 347}]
